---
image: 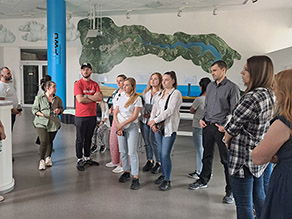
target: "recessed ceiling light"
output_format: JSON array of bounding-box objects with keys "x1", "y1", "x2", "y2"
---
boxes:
[{"x1": 145, "y1": 1, "x2": 163, "y2": 8}]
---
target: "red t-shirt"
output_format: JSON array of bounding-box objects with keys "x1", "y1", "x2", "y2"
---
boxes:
[{"x1": 74, "y1": 78, "x2": 100, "y2": 117}]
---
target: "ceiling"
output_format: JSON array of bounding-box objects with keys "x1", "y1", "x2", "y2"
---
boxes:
[{"x1": 0, "y1": 0, "x2": 291, "y2": 19}]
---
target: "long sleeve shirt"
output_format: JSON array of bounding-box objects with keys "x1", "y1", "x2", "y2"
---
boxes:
[
  {"x1": 203, "y1": 77, "x2": 240, "y2": 125},
  {"x1": 225, "y1": 87, "x2": 274, "y2": 178},
  {"x1": 150, "y1": 88, "x2": 182, "y2": 137}
]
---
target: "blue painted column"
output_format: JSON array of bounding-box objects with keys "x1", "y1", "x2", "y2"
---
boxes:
[{"x1": 47, "y1": 0, "x2": 66, "y2": 107}]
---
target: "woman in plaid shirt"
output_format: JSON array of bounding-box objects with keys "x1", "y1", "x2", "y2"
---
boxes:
[{"x1": 222, "y1": 56, "x2": 274, "y2": 219}]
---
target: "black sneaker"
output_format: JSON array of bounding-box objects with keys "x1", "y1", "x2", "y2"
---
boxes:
[
  {"x1": 159, "y1": 180, "x2": 171, "y2": 191},
  {"x1": 142, "y1": 160, "x2": 153, "y2": 172},
  {"x1": 222, "y1": 191, "x2": 234, "y2": 204},
  {"x1": 85, "y1": 159, "x2": 99, "y2": 166},
  {"x1": 187, "y1": 171, "x2": 200, "y2": 179},
  {"x1": 99, "y1": 145, "x2": 106, "y2": 153},
  {"x1": 188, "y1": 180, "x2": 208, "y2": 190},
  {"x1": 119, "y1": 172, "x2": 131, "y2": 183},
  {"x1": 90, "y1": 145, "x2": 98, "y2": 153},
  {"x1": 151, "y1": 162, "x2": 161, "y2": 174},
  {"x1": 76, "y1": 160, "x2": 85, "y2": 171},
  {"x1": 154, "y1": 175, "x2": 165, "y2": 185},
  {"x1": 130, "y1": 178, "x2": 140, "y2": 190}
]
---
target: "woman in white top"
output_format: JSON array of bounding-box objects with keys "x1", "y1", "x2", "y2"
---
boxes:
[
  {"x1": 114, "y1": 77, "x2": 142, "y2": 190},
  {"x1": 148, "y1": 71, "x2": 182, "y2": 191},
  {"x1": 90, "y1": 92, "x2": 110, "y2": 153},
  {"x1": 141, "y1": 72, "x2": 163, "y2": 173},
  {"x1": 106, "y1": 74, "x2": 126, "y2": 174}
]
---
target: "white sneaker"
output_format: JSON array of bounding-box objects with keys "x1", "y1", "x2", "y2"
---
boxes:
[
  {"x1": 45, "y1": 157, "x2": 52, "y2": 167},
  {"x1": 105, "y1": 162, "x2": 118, "y2": 168},
  {"x1": 112, "y1": 165, "x2": 123, "y2": 173},
  {"x1": 39, "y1": 159, "x2": 46, "y2": 170}
]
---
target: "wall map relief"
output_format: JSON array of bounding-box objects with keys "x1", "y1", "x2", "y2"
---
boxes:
[{"x1": 78, "y1": 17, "x2": 241, "y2": 74}]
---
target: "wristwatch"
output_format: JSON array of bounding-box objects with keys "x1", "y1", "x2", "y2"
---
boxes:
[{"x1": 84, "y1": 95, "x2": 88, "y2": 98}]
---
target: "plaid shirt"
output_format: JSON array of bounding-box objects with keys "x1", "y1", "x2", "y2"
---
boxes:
[{"x1": 225, "y1": 88, "x2": 274, "y2": 178}]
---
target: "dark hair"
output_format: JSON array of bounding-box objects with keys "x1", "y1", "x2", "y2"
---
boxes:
[
  {"x1": 44, "y1": 81, "x2": 56, "y2": 92},
  {"x1": 117, "y1": 74, "x2": 127, "y2": 80},
  {"x1": 211, "y1": 60, "x2": 227, "y2": 70},
  {"x1": 40, "y1": 75, "x2": 52, "y2": 91},
  {"x1": 199, "y1": 77, "x2": 211, "y2": 96},
  {"x1": 245, "y1": 55, "x2": 274, "y2": 94},
  {"x1": 0, "y1": 67, "x2": 9, "y2": 75},
  {"x1": 164, "y1": 71, "x2": 178, "y2": 89}
]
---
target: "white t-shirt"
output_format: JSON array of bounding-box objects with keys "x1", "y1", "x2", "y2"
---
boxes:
[
  {"x1": 118, "y1": 95, "x2": 142, "y2": 123},
  {"x1": 0, "y1": 81, "x2": 18, "y2": 108},
  {"x1": 112, "y1": 90, "x2": 125, "y2": 109}
]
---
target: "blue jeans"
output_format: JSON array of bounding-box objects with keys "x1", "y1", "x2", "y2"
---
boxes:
[
  {"x1": 155, "y1": 132, "x2": 177, "y2": 181},
  {"x1": 118, "y1": 123, "x2": 139, "y2": 176},
  {"x1": 230, "y1": 167, "x2": 265, "y2": 219},
  {"x1": 263, "y1": 163, "x2": 273, "y2": 195},
  {"x1": 192, "y1": 127, "x2": 203, "y2": 174},
  {"x1": 141, "y1": 122, "x2": 160, "y2": 162}
]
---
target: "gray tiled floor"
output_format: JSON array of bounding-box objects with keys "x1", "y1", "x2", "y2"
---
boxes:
[{"x1": 0, "y1": 108, "x2": 236, "y2": 219}]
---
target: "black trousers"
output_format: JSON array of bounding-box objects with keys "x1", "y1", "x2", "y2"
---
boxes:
[
  {"x1": 75, "y1": 116, "x2": 96, "y2": 159},
  {"x1": 200, "y1": 123, "x2": 231, "y2": 193}
]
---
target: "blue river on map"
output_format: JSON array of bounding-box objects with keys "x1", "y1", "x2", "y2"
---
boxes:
[{"x1": 140, "y1": 37, "x2": 222, "y2": 61}]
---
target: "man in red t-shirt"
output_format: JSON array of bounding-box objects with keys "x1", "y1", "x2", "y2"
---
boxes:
[{"x1": 74, "y1": 63, "x2": 102, "y2": 171}]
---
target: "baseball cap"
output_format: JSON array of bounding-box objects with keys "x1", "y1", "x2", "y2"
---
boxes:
[{"x1": 81, "y1": 62, "x2": 92, "y2": 70}]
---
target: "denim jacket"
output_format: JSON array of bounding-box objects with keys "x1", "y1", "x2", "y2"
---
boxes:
[{"x1": 32, "y1": 94, "x2": 64, "y2": 132}]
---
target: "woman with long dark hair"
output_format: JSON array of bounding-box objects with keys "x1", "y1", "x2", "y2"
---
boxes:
[
  {"x1": 187, "y1": 77, "x2": 211, "y2": 179},
  {"x1": 222, "y1": 56, "x2": 274, "y2": 219},
  {"x1": 106, "y1": 74, "x2": 126, "y2": 173},
  {"x1": 148, "y1": 71, "x2": 182, "y2": 191}
]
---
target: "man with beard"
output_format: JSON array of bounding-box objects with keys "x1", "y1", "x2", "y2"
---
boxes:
[
  {"x1": 74, "y1": 63, "x2": 102, "y2": 171},
  {"x1": 0, "y1": 67, "x2": 21, "y2": 130}
]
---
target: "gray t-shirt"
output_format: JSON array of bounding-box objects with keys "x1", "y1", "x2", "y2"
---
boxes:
[{"x1": 191, "y1": 95, "x2": 205, "y2": 128}]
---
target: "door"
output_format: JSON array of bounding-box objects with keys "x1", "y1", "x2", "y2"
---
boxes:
[{"x1": 21, "y1": 62, "x2": 47, "y2": 105}]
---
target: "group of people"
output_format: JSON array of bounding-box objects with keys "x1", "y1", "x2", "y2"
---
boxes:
[
  {"x1": 185, "y1": 57, "x2": 292, "y2": 219},
  {"x1": 73, "y1": 62, "x2": 182, "y2": 191},
  {"x1": 1, "y1": 57, "x2": 291, "y2": 219}
]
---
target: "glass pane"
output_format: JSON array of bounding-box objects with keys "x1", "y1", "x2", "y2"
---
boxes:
[
  {"x1": 21, "y1": 49, "x2": 47, "y2": 61},
  {"x1": 42, "y1": 65, "x2": 48, "y2": 78},
  {"x1": 23, "y1": 65, "x2": 39, "y2": 104}
]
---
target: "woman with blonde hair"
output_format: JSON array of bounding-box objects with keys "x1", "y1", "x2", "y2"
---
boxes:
[
  {"x1": 141, "y1": 72, "x2": 163, "y2": 173},
  {"x1": 114, "y1": 77, "x2": 142, "y2": 190},
  {"x1": 222, "y1": 56, "x2": 274, "y2": 218},
  {"x1": 252, "y1": 69, "x2": 292, "y2": 219}
]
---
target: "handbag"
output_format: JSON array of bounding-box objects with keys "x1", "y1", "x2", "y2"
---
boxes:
[{"x1": 117, "y1": 113, "x2": 131, "y2": 129}]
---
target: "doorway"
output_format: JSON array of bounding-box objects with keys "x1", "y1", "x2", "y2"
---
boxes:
[{"x1": 21, "y1": 62, "x2": 48, "y2": 105}]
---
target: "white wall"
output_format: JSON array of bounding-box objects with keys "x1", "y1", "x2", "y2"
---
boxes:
[
  {"x1": 0, "y1": 8, "x2": 292, "y2": 107},
  {"x1": 267, "y1": 46, "x2": 292, "y2": 73}
]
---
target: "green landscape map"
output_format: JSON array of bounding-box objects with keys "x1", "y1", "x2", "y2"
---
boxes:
[{"x1": 78, "y1": 17, "x2": 241, "y2": 74}]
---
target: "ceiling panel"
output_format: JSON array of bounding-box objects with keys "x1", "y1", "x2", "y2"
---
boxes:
[{"x1": 0, "y1": 0, "x2": 290, "y2": 19}]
